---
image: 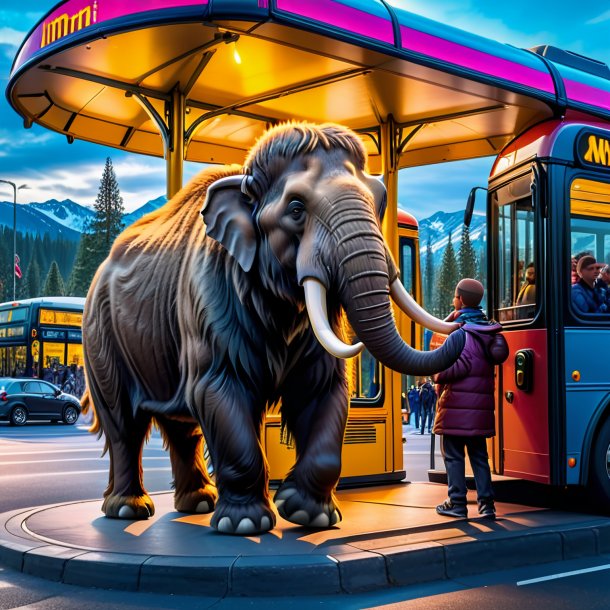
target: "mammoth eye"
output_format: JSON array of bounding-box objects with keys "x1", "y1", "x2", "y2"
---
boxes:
[{"x1": 287, "y1": 199, "x2": 305, "y2": 220}]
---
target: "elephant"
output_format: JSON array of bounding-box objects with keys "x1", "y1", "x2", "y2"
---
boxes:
[{"x1": 83, "y1": 121, "x2": 465, "y2": 535}]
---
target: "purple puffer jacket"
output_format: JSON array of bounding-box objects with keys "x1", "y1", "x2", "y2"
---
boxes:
[{"x1": 432, "y1": 323, "x2": 508, "y2": 437}]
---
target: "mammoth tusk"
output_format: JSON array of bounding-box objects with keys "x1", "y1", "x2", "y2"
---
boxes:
[
  {"x1": 390, "y1": 279, "x2": 461, "y2": 334},
  {"x1": 303, "y1": 279, "x2": 365, "y2": 359}
]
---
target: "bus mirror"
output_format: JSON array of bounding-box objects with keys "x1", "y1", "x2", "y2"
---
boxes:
[{"x1": 465, "y1": 186, "x2": 487, "y2": 227}]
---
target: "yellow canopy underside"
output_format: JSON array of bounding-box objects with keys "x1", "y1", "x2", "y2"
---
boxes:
[{"x1": 10, "y1": 20, "x2": 552, "y2": 172}]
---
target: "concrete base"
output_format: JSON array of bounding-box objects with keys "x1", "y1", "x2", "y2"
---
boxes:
[{"x1": 2, "y1": 483, "x2": 610, "y2": 596}]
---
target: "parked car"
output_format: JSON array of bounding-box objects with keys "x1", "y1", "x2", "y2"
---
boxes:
[{"x1": 0, "y1": 377, "x2": 81, "y2": 426}]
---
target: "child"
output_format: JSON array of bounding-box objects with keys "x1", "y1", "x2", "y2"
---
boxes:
[{"x1": 434, "y1": 278, "x2": 508, "y2": 519}]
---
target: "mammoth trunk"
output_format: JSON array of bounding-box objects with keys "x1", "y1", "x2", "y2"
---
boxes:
[{"x1": 336, "y1": 223, "x2": 464, "y2": 376}]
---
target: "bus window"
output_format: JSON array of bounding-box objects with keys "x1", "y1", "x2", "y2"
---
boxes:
[
  {"x1": 43, "y1": 342, "x2": 66, "y2": 368},
  {"x1": 496, "y1": 197, "x2": 536, "y2": 322},
  {"x1": 0, "y1": 346, "x2": 27, "y2": 377},
  {"x1": 67, "y1": 343, "x2": 83, "y2": 367},
  {"x1": 569, "y1": 178, "x2": 610, "y2": 315}
]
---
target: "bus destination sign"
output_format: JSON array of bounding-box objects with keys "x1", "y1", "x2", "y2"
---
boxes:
[{"x1": 578, "y1": 131, "x2": 610, "y2": 171}]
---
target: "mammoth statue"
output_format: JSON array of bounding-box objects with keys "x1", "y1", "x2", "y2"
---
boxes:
[{"x1": 83, "y1": 122, "x2": 465, "y2": 535}]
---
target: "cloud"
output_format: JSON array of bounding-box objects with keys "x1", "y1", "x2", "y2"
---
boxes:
[
  {"x1": 587, "y1": 10, "x2": 610, "y2": 25},
  {"x1": 0, "y1": 27, "x2": 26, "y2": 47}
]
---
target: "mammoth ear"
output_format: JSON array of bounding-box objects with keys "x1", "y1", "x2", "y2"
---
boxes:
[
  {"x1": 201, "y1": 175, "x2": 257, "y2": 272},
  {"x1": 363, "y1": 173, "x2": 387, "y2": 222}
]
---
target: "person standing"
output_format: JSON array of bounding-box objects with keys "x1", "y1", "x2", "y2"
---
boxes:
[
  {"x1": 434, "y1": 278, "x2": 509, "y2": 519},
  {"x1": 419, "y1": 378, "x2": 435, "y2": 434},
  {"x1": 407, "y1": 385, "x2": 420, "y2": 428}
]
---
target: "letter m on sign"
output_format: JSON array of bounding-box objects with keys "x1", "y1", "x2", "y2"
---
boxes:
[{"x1": 583, "y1": 135, "x2": 610, "y2": 167}]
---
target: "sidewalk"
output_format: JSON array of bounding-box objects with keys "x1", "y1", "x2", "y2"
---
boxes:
[{"x1": 2, "y1": 482, "x2": 609, "y2": 597}]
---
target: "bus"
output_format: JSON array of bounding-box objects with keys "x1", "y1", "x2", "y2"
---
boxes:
[
  {"x1": 0, "y1": 297, "x2": 86, "y2": 384},
  {"x1": 265, "y1": 209, "x2": 421, "y2": 484},
  {"x1": 478, "y1": 121, "x2": 610, "y2": 505}
]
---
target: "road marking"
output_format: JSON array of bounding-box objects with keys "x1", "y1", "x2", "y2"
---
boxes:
[
  {"x1": 0, "y1": 446, "x2": 166, "y2": 456},
  {"x1": 0, "y1": 467, "x2": 172, "y2": 479},
  {"x1": 0, "y1": 456, "x2": 169, "y2": 466},
  {"x1": 517, "y1": 563, "x2": 610, "y2": 586}
]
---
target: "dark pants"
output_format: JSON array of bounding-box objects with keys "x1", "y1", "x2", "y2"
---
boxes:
[
  {"x1": 409, "y1": 407, "x2": 420, "y2": 428},
  {"x1": 440, "y1": 434, "x2": 494, "y2": 506},
  {"x1": 420, "y1": 406, "x2": 433, "y2": 433}
]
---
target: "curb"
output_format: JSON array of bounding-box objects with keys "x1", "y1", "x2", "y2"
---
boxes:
[{"x1": 3, "y1": 507, "x2": 610, "y2": 596}]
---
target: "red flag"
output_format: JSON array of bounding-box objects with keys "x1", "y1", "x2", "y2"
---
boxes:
[{"x1": 14, "y1": 255, "x2": 22, "y2": 279}]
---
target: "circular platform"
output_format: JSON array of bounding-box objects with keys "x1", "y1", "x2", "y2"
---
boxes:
[{"x1": 2, "y1": 484, "x2": 609, "y2": 597}]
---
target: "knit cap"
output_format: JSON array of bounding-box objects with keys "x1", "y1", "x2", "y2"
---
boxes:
[{"x1": 455, "y1": 278, "x2": 484, "y2": 307}]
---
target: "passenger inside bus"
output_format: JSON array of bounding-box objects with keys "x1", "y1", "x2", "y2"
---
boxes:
[
  {"x1": 516, "y1": 263, "x2": 536, "y2": 307},
  {"x1": 571, "y1": 255, "x2": 608, "y2": 314}
]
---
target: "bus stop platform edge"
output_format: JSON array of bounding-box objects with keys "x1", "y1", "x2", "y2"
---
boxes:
[{"x1": 1, "y1": 482, "x2": 609, "y2": 597}]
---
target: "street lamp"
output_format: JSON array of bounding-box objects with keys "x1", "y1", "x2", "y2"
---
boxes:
[{"x1": 0, "y1": 180, "x2": 29, "y2": 300}]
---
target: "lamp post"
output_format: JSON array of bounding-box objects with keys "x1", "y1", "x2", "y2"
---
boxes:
[{"x1": 0, "y1": 180, "x2": 29, "y2": 300}]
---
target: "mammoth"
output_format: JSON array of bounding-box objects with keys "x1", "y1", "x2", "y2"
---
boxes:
[{"x1": 83, "y1": 122, "x2": 465, "y2": 535}]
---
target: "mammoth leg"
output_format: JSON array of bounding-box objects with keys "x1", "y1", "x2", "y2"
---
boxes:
[
  {"x1": 96, "y1": 393, "x2": 155, "y2": 520},
  {"x1": 274, "y1": 353, "x2": 347, "y2": 528},
  {"x1": 193, "y1": 375, "x2": 275, "y2": 535},
  {"x1": 84, "y1": 311, "x2": 154, "y2": 520},
  {"x1": 156, "y1": 416, "x2": 217, "y2": 514}
]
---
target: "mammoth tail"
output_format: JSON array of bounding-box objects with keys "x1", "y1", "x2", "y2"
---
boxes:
[{"x1": 80, "y1": 389, "x2": 103, "y2": 437}]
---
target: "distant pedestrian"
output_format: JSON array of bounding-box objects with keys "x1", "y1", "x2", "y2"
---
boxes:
[
  {"x1": 407, "y1": 385, "x2": 420, "y2": 428},
  {"x1": 419, "y1": 378, "x2": 435, "y2": 434},
  {"x1": 434, "y1": 278, "x2": 508, "y2": 520}
]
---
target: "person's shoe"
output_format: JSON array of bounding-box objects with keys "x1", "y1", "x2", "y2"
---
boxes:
[
  {"x1": 436, "y1": 499, "x2": 467, "y2": 518},
  {"x1": 478, "y1": 500, "x2": 496, "y2": 519}
]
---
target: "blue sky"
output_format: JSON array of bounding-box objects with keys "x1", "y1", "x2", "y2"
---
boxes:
[{"x1": 1, "y1": 1, "x2": 609, "y2": 214}]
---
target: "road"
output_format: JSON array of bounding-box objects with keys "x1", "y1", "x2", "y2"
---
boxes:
[{"x1": 0, "y1": 417, "x2": 173, "y2": 514}]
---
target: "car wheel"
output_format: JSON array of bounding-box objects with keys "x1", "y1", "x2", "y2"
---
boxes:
[
  {"x1": 63, "y1": 405, "x2": 79, "y2": 425},
  {"x1": 10, "y1": 406, "x2": 28, "y2": 426},
  {"x1": 588, "y1": 416, "x2": 610, "y2": 512}
]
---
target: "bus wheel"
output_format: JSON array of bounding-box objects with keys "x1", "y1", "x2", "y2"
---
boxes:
[
  {"x1": 63, "y1": 405, "x2": 79, "y2": 425},
  {"x1": 589, "y1": 417, "x2": 610, "y2": 511},
  {"x1": 10, "y1": 406, "x2": 27, "y2": 426}
]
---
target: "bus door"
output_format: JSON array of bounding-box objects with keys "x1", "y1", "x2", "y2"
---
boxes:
[{"x1": 492, "y1": 169, "x2": 551, "y2": 484}]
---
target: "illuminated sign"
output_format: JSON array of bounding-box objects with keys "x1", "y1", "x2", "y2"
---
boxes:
[
  {"x1": 41, "y1": 3, "x2": 97, "y2": 48},
  {"x1": 578, "y1": 132, "x2": 610, "y2": 170},
  {"x1": 13, "y1": 0, "x2": 208, "y2": 73},
  {"x1": 39, "y1": 309, "x2": 83, "y2": 327}
]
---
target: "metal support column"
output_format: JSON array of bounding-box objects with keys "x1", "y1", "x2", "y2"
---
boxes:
[
  {"x1": 166, "y1": 87, "x2": 185, "y2": 199},
  {"x1": 380, "y1": 117, "x2": 400, "y2": 262}
]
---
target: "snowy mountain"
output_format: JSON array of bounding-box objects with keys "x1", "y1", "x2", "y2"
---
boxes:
[
  {"x1": 3, "y1": 195, "x2": 484, "y2": 262},
  {"x1": 414, "y1": 209, "x2": 487, "y2": 263},
  {"x1": 123, "y1": 195, "x2": 167, "y2": 226},
  {"x1": 28, "y1": 199, "x2": 95, "y2": 233},
  {"x1": 0, "y1": 196, "x2": 168, "y2": 238},
  {"x1": 0, "y1": 201, "x2": 81, "y2": 242}
]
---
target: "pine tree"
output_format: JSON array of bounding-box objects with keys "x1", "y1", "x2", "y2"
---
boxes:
[
  {"x1": 436, "y1": 231, "x2": 460, "y2": 318},
  {"x1": 67, "y1": 233, "x2": 98, "y2": 297},
  {"x1": 458, "y1": 225, "x2": 478, "y2": 280},
  {"x1": 43, "y1": 261, "x2": 65, "y2": 296},
  {"x1": 91, "y1": 157, "x2": 125, "y2": 251},
  {"x1": 67, "y1": 158, "x2": 125, "y2": 295},
  {"x1": 424, "y1": 236, "x2": 435, "y2": 311},
  {"x1": 21, "y1": 258, "x2": 41, "y2": 299}
]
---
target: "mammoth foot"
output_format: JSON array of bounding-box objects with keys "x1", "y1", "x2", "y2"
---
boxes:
[
  {"x1": 210, "y1": 497, "x2": 276, "y2": 535},
  {"x1": 102, "y1": 493, "x2": 155, "y2": 520},
  {"x1": 274, "y1": 481, "x2": 342, "y2": 528},
  {"x1": 174, "y1": 484, "x2": 218, "y2": 514}
]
